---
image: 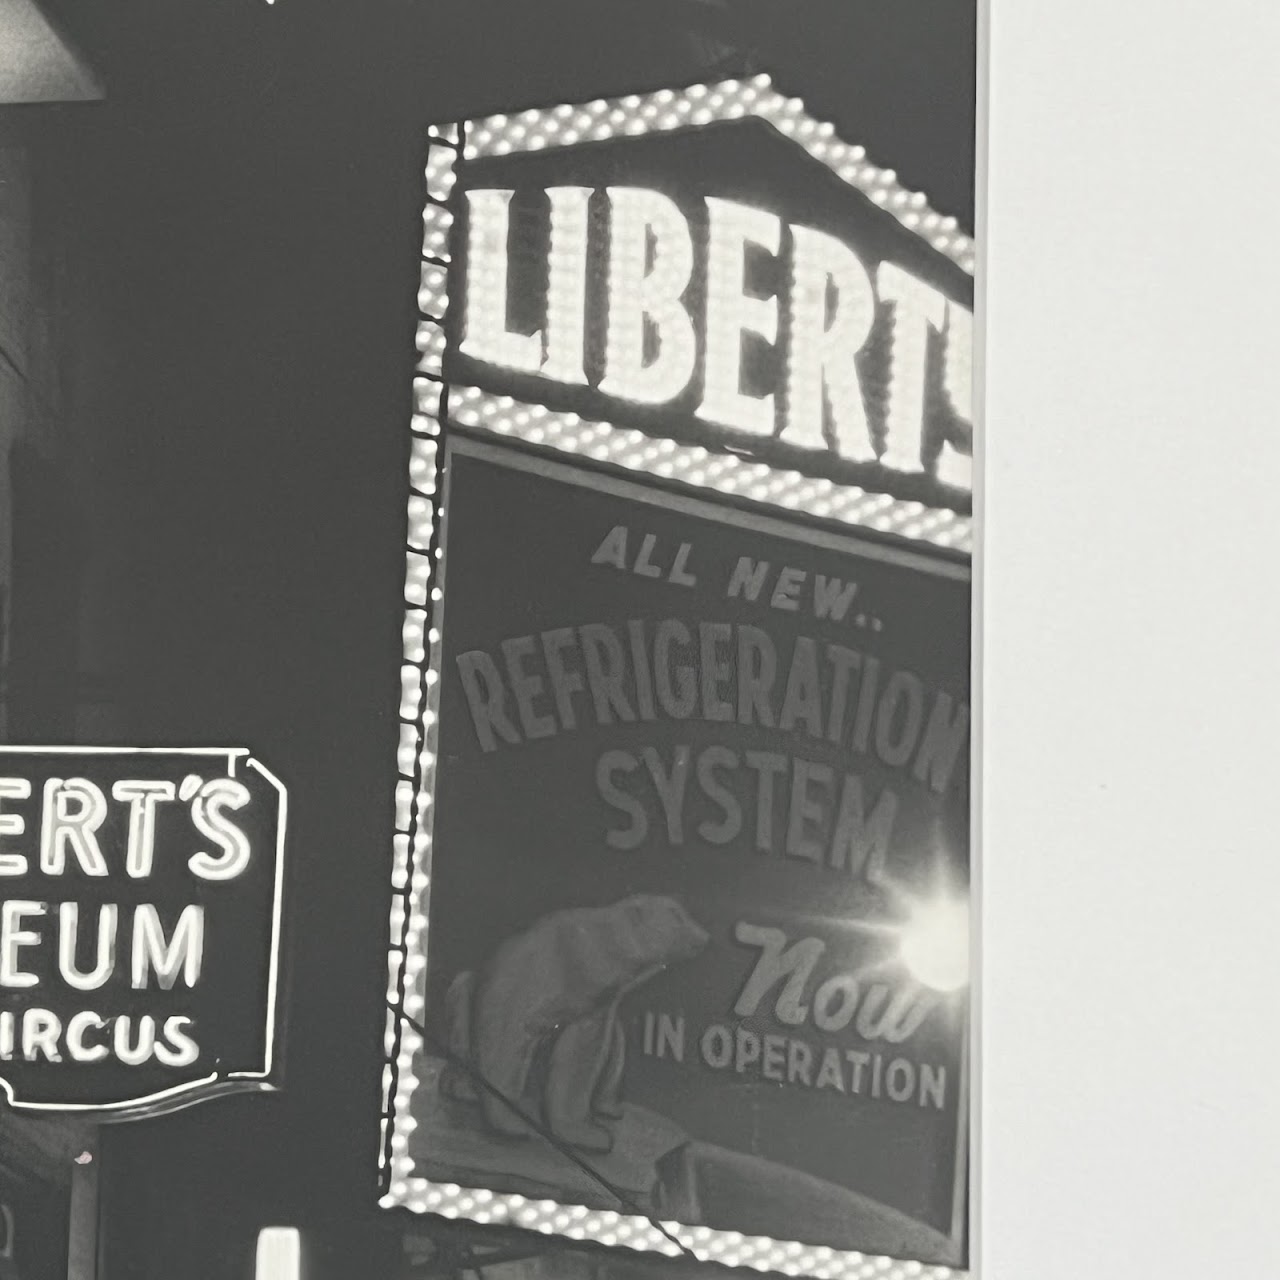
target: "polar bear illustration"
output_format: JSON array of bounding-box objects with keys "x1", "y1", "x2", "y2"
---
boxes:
[{"x1": 442, "y1": 894, "x2": 708, "y2": 1149}]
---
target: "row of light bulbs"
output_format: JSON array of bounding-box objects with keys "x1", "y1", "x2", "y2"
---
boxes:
[
  {"x1": 448, "y1": 386, "x2": 971, "y2": 550},
  {"x1": 380, "y1": 1176, "x2": 958, "y2": 1280},
  {"x1": 459, "y1": 76, "x2": 974, "y2": 271}
]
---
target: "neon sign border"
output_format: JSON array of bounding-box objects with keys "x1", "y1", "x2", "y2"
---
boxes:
[
  {"x1": 382, "y1": 78, "x2": 972, "y2": 1280},
  {"x1": 0, "y1": 745, "x2": 288, "y2": 1121}
]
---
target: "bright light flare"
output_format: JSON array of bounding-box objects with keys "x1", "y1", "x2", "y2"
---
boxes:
[
  {"x1": 896, "y1": 893, "x2": 969, "y2": 993},
  {"x1": 255, "y1": 1228, "x2": 301, "y2": 1280}
]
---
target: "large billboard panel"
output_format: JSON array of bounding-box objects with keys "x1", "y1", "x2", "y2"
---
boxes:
[{"x1": 382, "y1": 75, "x2": 973, "y2": 1280}]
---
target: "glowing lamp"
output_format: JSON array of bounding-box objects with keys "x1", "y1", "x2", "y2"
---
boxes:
[
  {"x1": 255, "y1": 1228, "x2": 301, "y2": 1280},
  {"x1": 896, "y1": 893, "x2": 969, "y2": 993}
]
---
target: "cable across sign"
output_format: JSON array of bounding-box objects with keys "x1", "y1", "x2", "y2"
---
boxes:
[{"x1": 382, "y1": 76, "x2": 972, "y2": 1280}]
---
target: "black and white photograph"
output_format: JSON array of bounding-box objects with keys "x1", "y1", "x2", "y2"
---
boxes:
[
  {"x1": 4, "y1": 1, "x2": 1278, "y2": 1279},
  {"x1": 2, "y1": 5, "x2": 974, "y2": 1274}
]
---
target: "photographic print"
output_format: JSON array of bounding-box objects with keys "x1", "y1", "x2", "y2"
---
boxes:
[{"x1": 0, "y1": 4, "x2": 975, "y2": 1278}]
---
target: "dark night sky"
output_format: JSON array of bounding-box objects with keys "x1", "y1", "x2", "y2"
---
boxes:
[{"x1": 44, "y1": 0, "x2": 975, "y2": 228}]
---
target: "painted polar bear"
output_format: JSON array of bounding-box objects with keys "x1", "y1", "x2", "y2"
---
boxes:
[{"x1": 443, "y1": 894, "x2": 709, "y2": 1152}]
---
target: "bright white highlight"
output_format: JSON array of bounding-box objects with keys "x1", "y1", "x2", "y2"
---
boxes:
[
  {"x1": 699, "y1": 198, "x2": 780, "y2": 435},
  {"x1": 0, "y1": 777, "x2": 32, "y2": 876},
  {"x1": 0, "y1": 901, "x2": 45, "y2": 988},
  {"x1": 938, "y1": 303, "x2": 973, "y2": 490},
  {"x1": 386, "y1": 90, "x2": 972, "y2": 1280},
  {"x1": 786, "y1": 225, "x2": 877, "y2": 457},
  {"x1": 66, "y1": 1011, "x2": 110, "y2": 1063},
  {"x1": 57, "y1": 903, "x2": 118, "y2": 991},
  {"x1": 454, "y1": 181, "x2": 973, "y2": 491},
  {"x1": 897, "y1": 893, "x2": 969, "y2": 993},
  {"x1": 111, "y1": 779, "x2": 176, "y2": 878},
  {"x1": 255, "y1": 1227, "x2": 302, "y2": 1280},
  {"x1": 601, "y1": 187, "x2": 696, "y2": 404},
  {"x1": 153, "y1": 1016, "x2": 199, "y2": 1067},
  {"x1": 542, "y1": 187, "x2": 592, "y2": 384},
  {"x1": 388, "y1": 134, "x2": 452, "y2": 1176},
  {"x1": 461, "y1": 190, "x2": 541, "y2": 373},
  {"x1": 188, "y1": 777, "x2": 252, "y2": 881},
  {"x1": 449, "y1": 387, "x2": 973, "y2": 551},
  {"x1": 462, "y1": 75, "x2": 976, "y2": 274},
  {"x1": 943, "y1": 302, "x2": 973, "y2": 423},
  {"x1": 379, "y1": 1177, "x2": 962, "y2": 1280},
  {"x1": 877, "y1": 262, "x2": 947, "y2": 474},
  {"x1": 130, "y1": 904, "x2": 204, "y2": 990},
  {"x1": 39, "y1": 778, "x2": 109, "y2": 876}
]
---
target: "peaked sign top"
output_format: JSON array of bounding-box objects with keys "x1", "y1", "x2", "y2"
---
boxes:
[{"x1": 460, "y1": 74, "x2": 975, "y2": 273}]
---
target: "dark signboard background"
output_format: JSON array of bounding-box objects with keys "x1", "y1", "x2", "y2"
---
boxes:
[
  {"x1": 410, "y1": 440, "x2": 969, "y2": 1264},
  {"x1": 0, "y1": 749, "x2": 285, "y2": 1114}
]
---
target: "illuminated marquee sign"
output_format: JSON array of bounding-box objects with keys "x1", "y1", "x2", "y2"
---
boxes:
[
  {"x1": 459, "y1": 187, "x2": 971, "y2": 493},
  {"x1": 383, "y1": 76, "x2": 972, "y2": 1280},
  {"x1": 0, "y1": 748, "x2": 287, "y2": 1117},
  {"x1": 421, "y1": 76, "x2": 975, "y2": 533}
]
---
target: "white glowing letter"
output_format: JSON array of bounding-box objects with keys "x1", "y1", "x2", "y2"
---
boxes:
[
  {"x1": 939, "y1": 302, "x2": 974, "y2": 490},
  {"x1": 113, "y1": 1015, "x2": 155, "y2": 1066},
  {"x1": 0, "y1": 778, "x2": 31, "y2": 877},
  {"x1": 188, "y1": 777, "x2": 253, "y2": 881},
  {"x1": 877, "y1": 262, "x2": 946, "y2": 473},
  {"x1": 40, "y1": 778, "x2": 109, "y2": 876},
  {"x1": 111, "y1": 779, "x2": 177, "y2": 878},
  {"x1": 0, "y1": 901, "x2": 45, "y2": 988},
  {"x1": 58, "y1": 903, "x2": 118, "y2": 991},
  {"x1": 786, "y1": 225, "x2": 876, "y2": 458},
  {"x1": 461, "y1": 189, "x2": 542, "y2": 373},
  {"x1": 542, "y1": 187, "x2": 592, "y2": 385},
  {"x1": 131, "y1": 904, "x2": 204, "y2": 990},
  {"x1": 155, "y1": 1016, "x2": 200, "y2": 1067},
  {"x1": 698, "y1": 198, "x2": 780, "y2": 435},
  {"x1": 22, "y1": 1010, "x2": 62, "y2": 1062},
  {"x1": 601, "y1": 187, "x2": 696, "y2": 404},
  {"x1": 67, "y1": 1011, "x2": 109, "y2": 1063}
]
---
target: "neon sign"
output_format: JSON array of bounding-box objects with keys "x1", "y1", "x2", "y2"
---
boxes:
[{"x1": 0, "y1": 747, "x2": 287, "y2": 1117}]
